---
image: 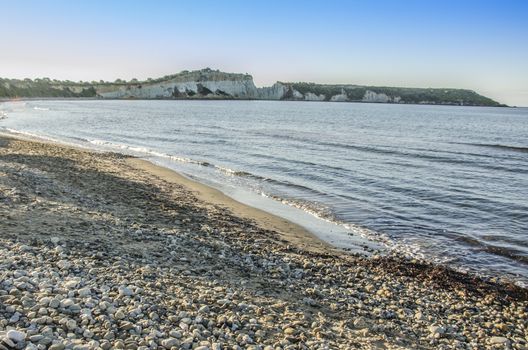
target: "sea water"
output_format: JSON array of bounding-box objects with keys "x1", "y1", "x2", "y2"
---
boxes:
[{"x1": 1, "y1": 99, "x2": 527, "y2": 285}]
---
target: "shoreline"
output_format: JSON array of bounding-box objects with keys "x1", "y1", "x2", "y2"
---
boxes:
[
  {"x1": 1, "y1": 133, "x2": 527, "y2": 349},
  {"x1": 126, "y1": 158, "x2": 336, "y2": 255},
  {"x1": 0, "y1": 126, "x2": 379, "y2": 255},
  {"x1": 0, "y1": 129, "x2": 527, "y2": 290},
  {"x1": 0, "y1": 129, "x2": 337, "y2": 255}
]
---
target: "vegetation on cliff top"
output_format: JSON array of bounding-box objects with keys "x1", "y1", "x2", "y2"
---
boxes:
[{"x1": 287, "y1": 82, "x2": 503, "y2": 106}]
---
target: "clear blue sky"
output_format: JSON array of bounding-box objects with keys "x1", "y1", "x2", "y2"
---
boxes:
[{"x1": 1, "y1": 0, "x2": 527, "y2": 105}]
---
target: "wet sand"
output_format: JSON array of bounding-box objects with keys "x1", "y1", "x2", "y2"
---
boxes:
[
  {"x1": 126, "y1": 158, "x2": 335, "y2": 255},
  {"x1": 0, "y1": 134, "x2": 527, "y2": 349}
]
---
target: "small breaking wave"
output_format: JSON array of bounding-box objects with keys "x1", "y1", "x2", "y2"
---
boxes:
[
  {"x1": 33, "y1": 107, "x2": 50, "y2": 111},
  {"x1": 455, "y1": 142, "x2": 528, "y2": 153},
  {"x1": 258, "y1": 191, "x2": 391, "y2": 247},
  {"x1": 1, "y1": 128, "x2": 61, "y2": 143},
  {"x1": 215, "y1": 166, "x2": 254, "y2": 177},
  {"x1": 83, "y1": 138, "x2": 389, "y2": 245},
  {"x1": 87, "y1": 139, "x2": 211, "y2": 166}
]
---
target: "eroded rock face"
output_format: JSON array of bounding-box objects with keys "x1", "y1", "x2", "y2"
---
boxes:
[
  {"x1": 362, "y1": 90, "x2": 392, "y2": 103},
  {"x1": 98, "y1": 79, "x2": 259, "y2": 99},
  {"x1": 304, "y1": 92, "x2": 325, "y2": 101},
  {"x1": 256, "y1": 83, "x2": 288, "y2": 100}
]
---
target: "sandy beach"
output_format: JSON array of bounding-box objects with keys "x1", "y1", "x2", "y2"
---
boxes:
[{"x1": 0, "y1": 134, "x2": 527, "y2": 350}]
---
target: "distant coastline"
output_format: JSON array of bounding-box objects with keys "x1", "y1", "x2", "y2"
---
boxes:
[{"x1": 0, "y1": 68, "x2": 505, "y2": 107}]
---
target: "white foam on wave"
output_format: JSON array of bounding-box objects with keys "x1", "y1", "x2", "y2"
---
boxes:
[
  {"x1": 215, "y1": 165, "x2": 253, "y2": 176},
  {"x1": 33, "y1": 107, "x2": 50, "y2": 111},
  {"x1": 0, "y1": 131, "x2": 473, "y2": 266},
  {"x1": 86, "y1": 139, "x2": 392, "y2": 251},
  {"x1": 0, "y1": 102, "x2": 8, "y2": 120},
  {"x1": 90, "y1": 137, "x2": 388, "y2": 250},
  {"x1": 216, "y1": 165, "x2": 239, "y2": 175},
  {"x1": 258, "y1": 191, "x2": 391, "y2": 247},
  {"x1": 87, "y1": 139, "x2": 210, "y2": 166},
  {"x1": 1, "y1": 128, "x2": 61, "y2": 143}
]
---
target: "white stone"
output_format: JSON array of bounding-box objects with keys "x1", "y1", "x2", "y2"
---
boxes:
[
  {"x1": 57, "y1": 260, "x2": 72, "y2": 270},
  {"x1": 9, "y1": 313, "x2": 20, "y2": 323},
  {"x1": 49, "y1": 298, "x2": 60, "y2": 308},
  {"x1": 61, "y1": 298, "x2": 75, "y2": 307},
  {"x1": 2, "y1": 338, "x2": 16, "y2": 348},
  {"x1": 114, "y1": 309, "x2": 126, "y2": 320},
  {"x1": 169, "y1": 330, "x2": 182, "y2": 339},
  {"x1": 489, "y1": 337, "x2": 510, "y2": 345},
  {"x1": 7, "y1": 329, "x2": 26, "y2": 342},
  {"x1": 429, "y1": 325, "x2": 445, "y2": 335},
  {"x1": 161, "y1": 338, "x2": 178, "y2": 349},
  {"x1": 78, "y1": 287, "x2": 91, "y2": 297},
  {"x1": 63, "y1": 279, "x2": 80, "y2": 289},
  {"x1": 118, "y1": 286, "x2": 134, "y2": 297},
  {"x1": 65, "y1": 319, "x2": 77, "y2": 330},
  {"x1": 198, "y1": 305, "x2": 209, "y2": 313}
]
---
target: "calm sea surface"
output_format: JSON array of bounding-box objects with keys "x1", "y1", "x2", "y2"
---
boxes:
[{"x1": 1, "y1": 100, "x2": 527, "y2": 284}]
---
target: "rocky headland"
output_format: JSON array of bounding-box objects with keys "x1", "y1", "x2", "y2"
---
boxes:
[{"x1": 0, "y1": 69, "x2": 503, "y2": 106}]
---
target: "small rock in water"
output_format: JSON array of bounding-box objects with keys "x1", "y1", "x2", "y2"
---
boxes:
[{"x1": 50, "y1": 236, "x2": 60, "y2": 244}]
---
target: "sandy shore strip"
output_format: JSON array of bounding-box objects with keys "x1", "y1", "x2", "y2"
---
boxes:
[
  {"x1": 126, "y1": 158, "x2": 335, "y2": 255},
  {"x1": 0, "y1": 134, "x2": 527, "y2": 350}
]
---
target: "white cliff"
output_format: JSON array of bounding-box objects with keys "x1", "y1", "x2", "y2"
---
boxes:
[
  {"x1": 330, "y1": 89, "x2": 348, "y2": 102},
  {"x1": 257, "y1": 83, "x2": 288, "y2": 100},
  {"x1": 98, "y1": 79, "x2": 258, "y2": 99},
  {"x1": 362, "y1": 90, "x2": 393, "y2": 103},
  {"x1": 304, "y1": 92, "x2": 325, "y2": 101}
]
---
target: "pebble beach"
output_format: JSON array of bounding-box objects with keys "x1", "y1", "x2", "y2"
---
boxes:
[{"x1": 0, "y1": 134, "x2": 527, "y2": 350}]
